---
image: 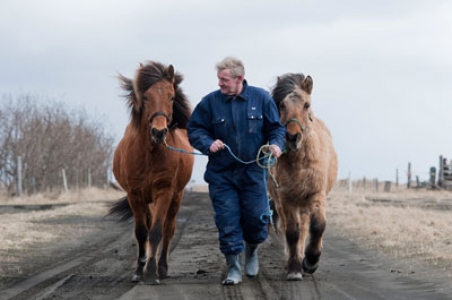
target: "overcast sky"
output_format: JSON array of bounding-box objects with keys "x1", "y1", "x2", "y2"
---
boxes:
[{"x1": 1, "y1": 0, "x2": 451, "y2": 185}]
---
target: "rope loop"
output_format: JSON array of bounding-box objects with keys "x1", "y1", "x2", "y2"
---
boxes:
[{"x1": 164, "y1": 141, "x2": 280, "y2": 186}]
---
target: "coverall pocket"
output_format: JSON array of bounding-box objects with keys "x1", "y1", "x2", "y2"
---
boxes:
[
  {"x1": 247, "y1": 113, "x2": 263, "y2": 134},
  {"x1": 212, "y1": 118, "x2": 227, "y2": 139}
]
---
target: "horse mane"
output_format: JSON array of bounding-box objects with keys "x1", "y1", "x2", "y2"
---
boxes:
[
  {"x1": 271, "y1": 73, "x2": 306, "y2": 112},
  {"x1": 118, "y1": 61, "x2": 191, "y2": 129}
]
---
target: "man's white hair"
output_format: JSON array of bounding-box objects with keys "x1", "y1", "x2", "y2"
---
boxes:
[{"x1": 216, "y1": 56, "x2": 245, "y2": 78}]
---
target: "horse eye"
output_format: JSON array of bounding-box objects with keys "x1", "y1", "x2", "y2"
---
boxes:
[
  {"x1": 143, "y1": 95, "x2": 148, "y2": 101},
  {"x1": 279, "y1": 103, "x2": 286, "y2": 110},
  {"x1": 304, "y1": 103, "x2": 310, "y2": 109}
]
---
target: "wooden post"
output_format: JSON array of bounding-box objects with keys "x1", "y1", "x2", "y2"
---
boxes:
[
  {"x1": 87, "y1": 168, "x2": 92, "y2": 188},
  {"x1": 62, "y1": 169, "x2": 68, "y2": 192},
  {"x1": 429, "y1": 166, "x2": 436, "y2": 189},
  {"x1": 17, "y1": 156, "x2": 22, "y2": 197},
  {"x1": 31, "y1": 176, "x2": 36, "y2": 194},
  {"x1": 438, "y1": 155, "x2": 444, "y2": 188},
  {"x1": 76, "y1": 167, "x2": 79, "y2": 190},
  {"x1": 384, "y1": 181, "x2": 391, "y2": 192},
  {"x1": 407, "y1": 162, "x2": 412, "y2": 189},
  {"x1": 396, "y1": 168, "x2": 399, "y2": 188}
]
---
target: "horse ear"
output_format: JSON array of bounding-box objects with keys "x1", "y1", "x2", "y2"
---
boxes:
[
  {"x1": 166, "y1": 65, "x2": 175, "y2": 83},
  {"x1": 302, "y1": 76, "x2": 313, "y2": 94}
]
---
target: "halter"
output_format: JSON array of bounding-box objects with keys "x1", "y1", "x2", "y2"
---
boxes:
[
  {"x1": 148, "y1": 111, "x2": 170, "y2": 123},
  {"x1": 284, "y1": 117, "x2": 309, "y2": 133}
]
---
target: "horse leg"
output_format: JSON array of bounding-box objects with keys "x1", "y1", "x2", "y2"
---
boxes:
[
  {"x1": 303, "y1": 195, "x2": 327, "y2": 274},
  {"x1": 143, "y1": 203, "x2": 161, "y2": 284},
  {"x1": 143, "y1": 198, "x2": 171, "y2": 284},
  {"x1": 158, "y1": 195, "x2": 182, "y2": 278},
  {"x1": 131, "y1": 208, "x2": 148, "y2": 283},
  {"x1": 284, "y1": 204, "x2": 307, "y2": 281}
]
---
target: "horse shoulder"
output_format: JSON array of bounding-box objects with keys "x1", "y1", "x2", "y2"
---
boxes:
[
  {"x1": 167, "y1": 129, "x2": 194, "y2": 189},
  {"x1": 310, "y1": 118, "x2": 338, "y2": 193},
  {"x1": 113, "y1": 124, "x2": 154, "y2": 189},
  {"x1": 173, "y1": 129, "x2": 193, "y2": 151}
]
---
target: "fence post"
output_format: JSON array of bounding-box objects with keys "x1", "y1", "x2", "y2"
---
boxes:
[
  {"x1": 407, "y1": 162, "x2": 411, "y2": 189},
  {"x1": 17, "y1": 156, "x2": 22, "y2": 197},
  {"x1": 384, "y1": 181, "x2": 391, "y2": 192},
  {"x1": 429, "y1": 166, "x2": 436, "y2": 189},
  {"x1": 438, "y1": 155, "x2": 444, "y2": 188},
  {"x1": 88, "y1": 168, "x2": 92, "y2": 188},
  {"x1": 396, "y1": 168, "x2": 399, "y2": 188},
  {"x1": 62, "y1": 169, "x2": 68, "y2": 192}
]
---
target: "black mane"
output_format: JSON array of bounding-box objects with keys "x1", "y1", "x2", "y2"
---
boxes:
[
  {"x1": 119, "y1": 61, "x2": 191, "y2": 129},
  {"x1": 271, "y1": 73, "x2": 305, "y2": 111}
]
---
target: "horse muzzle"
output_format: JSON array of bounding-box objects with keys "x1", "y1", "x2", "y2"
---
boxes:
[
  {"x1": 151, "y1": 127, "x2": 168, "y2": 144},
  {"x1": 286, "y1": 132, "x2": 302, "y2": 151},
  {"x1": 149, "y1": 111, "x2": 170, "y2": 144}
]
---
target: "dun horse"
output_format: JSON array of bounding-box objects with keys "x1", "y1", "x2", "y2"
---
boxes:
[
  {"x1": 108, "y1": 61, "x2": 194, "y2": 284},
  {"x1": 268, "y1": 73, "x2": 338, "y2": 281}
]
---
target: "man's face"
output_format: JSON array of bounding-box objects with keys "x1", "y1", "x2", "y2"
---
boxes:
[{"x1": 217, "y1": 69, "x2": 242, "y2": 96}]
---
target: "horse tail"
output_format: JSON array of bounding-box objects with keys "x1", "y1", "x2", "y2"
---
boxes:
[{"x1": 106, "y1": 196, "x2": 133, "y2": 223}]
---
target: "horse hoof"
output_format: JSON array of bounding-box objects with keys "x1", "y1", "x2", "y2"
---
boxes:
[
  {"x1": 146, "y1": 278, "x2": 161, "y2": 285},
  {"x1": 158, "y1": 269, "x2": 168, "y2": 279},
  {"x1": 143, "y1": 275, "x2": 160, "y2": 285},
  {"x1": 302, "y1": 258, "x2": 318, "y2": 274},
  {"x1": 144, "y1": 274, "x2": 161, "y2": 285},
  {"x1": 286, "y1": 272, "x2": 302, "y2": 281},
  {"x1": 131, "y1": 274, "x2": 141, "y2": 282}
]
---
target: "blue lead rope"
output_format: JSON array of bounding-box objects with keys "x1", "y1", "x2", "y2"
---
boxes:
[
  {"x1": 164, "y1": 142, "x2": 206, "y2": 156},
  {"x1": 165, "y1": 140, "x2": 278, "y2": 225}
]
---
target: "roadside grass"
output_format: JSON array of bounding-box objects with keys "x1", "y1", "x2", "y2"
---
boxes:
[
  {"x1": 0, "y1": 188, "x2": 124, "y2": 277},
  {"x1": 327, "y1": 188, "x2": 452, "y2": 275}
]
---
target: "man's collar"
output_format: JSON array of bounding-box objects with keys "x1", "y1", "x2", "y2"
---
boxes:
[{"x1": 225, "y1": 80, "x2": 248, "y2": 102}]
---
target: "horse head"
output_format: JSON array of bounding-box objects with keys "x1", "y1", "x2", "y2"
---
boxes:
[
  {"x1": 120, "y1": 62, "x2": 179, "y2": 145},
  {"x1": 141, "y1": 65, "x2": 175, "y2": 144},
  {"x1": 272, "y1": 74, "x2": 313, "y2": 152}
]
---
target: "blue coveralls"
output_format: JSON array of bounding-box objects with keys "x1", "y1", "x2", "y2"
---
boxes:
[{"x1": 187, "y1": 80, "x2": 286, "y2": 255}]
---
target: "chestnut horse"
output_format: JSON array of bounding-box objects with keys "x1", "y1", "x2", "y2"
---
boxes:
[
  {"x1": 108, "y1": 61, "x2": 194, "y2": 284},
  {"x1": 268, "y1": 73, "x2": 338, "y2": 281}
]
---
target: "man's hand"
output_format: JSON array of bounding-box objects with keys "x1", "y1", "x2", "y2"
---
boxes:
[
  {"x1": 209, "y1": 139, "x2": 225, "y2": 153},
  {"x1": 268, "y1": 144, "x2": 282, "y2": 158}
]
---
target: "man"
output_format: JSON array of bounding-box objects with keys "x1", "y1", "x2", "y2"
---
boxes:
[{"x1": 187, "y1": 57, "x2": 286, "y2": 285}]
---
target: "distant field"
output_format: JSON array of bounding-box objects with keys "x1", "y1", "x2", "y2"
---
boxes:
[{"x1": 328, "y1": 187, "x2": 452, "y2": 278}]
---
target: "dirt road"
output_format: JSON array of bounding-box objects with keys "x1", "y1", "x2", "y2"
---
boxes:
[{"x1": 1, "y1": 191, "x2": 451, "y2": 300}]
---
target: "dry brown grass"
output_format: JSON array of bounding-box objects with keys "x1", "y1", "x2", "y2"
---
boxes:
[
  {"x1": 0, "y1": 188, "x2": 124, "y2": 252},
  {"x1": 327, "y1": 187, "x2": 452, "y2": 273},
  {"x1": 0, "y1": 187, "x2": 124, "y2": 205}
]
